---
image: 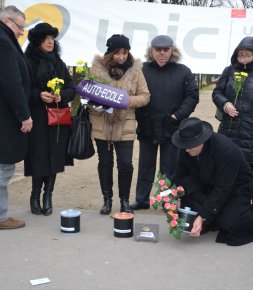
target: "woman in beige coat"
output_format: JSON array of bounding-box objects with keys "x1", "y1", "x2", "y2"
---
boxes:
[{"x1": 89, "y1": 34, "x2": 150, "y2": 214}]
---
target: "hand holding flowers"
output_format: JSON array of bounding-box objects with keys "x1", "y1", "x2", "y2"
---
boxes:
[
  {"x1": 47, "y1": 77, "x2": 64, "y2": 98},
  {"x1": 228, "y1": 71, "x2": 248, "y2": 128},
  {"x1": 46, "y1": 77, "x2": 66, "y2": 142},
  {"x1": 150, "y1": 172, "x2": 185, "y2": 240}
]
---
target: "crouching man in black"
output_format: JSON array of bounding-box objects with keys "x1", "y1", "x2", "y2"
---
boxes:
[{"x1": 172, "y1": 117, "x2": 253, "y2": 246}]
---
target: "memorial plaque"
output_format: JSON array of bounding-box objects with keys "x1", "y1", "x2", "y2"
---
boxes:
[{"x1": 134, "y1": 223, "x2": 159, "y2": 243}]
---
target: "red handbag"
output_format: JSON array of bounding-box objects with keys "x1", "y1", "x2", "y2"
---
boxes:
[{"x1": 47, "y1": 107, "x2": 72, "y2": 126}]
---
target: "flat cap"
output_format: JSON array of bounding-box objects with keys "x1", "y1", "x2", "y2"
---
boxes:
[{"x1": 151, "y1": 35, "x2": 173, "y2": 48}]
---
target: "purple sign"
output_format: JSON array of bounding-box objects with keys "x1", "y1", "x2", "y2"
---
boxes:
[{"x1": 76, "y1": 80, "x2": 129, "y2": 109}]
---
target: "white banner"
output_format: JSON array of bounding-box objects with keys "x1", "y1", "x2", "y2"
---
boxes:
[{"x1": 5, "y1": 0, "x2": 253, "y2": 74}]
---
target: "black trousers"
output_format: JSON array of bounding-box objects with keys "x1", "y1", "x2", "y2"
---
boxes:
[
  {"x1": 95, "y1": 139, "x2": 134, "y2": 198},
  {"x1": 95, "y1": 139, "x2": 134, "y2": 171},
  {"x1": 135, "y1": 141, "x2": 179, "y2": 204}
]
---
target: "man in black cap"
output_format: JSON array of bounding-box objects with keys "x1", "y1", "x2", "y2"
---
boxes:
[
  {"x1": 131, "y1": 35, "x2": 199, "y2": 211},
  {"x1": 171, "y1": 117, "x2": 253, "y2": 246}
]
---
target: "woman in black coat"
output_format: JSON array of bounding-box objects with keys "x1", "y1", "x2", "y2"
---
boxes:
[
  {"x1": 212, "y1": 36, "x2": 253, "y2": 171},
  {"x1": 172, "y1": 117, "x2": 253, "y2": 246},
  {"x1": 25, "y1": 23, "x2": 75, "y2": 216}
]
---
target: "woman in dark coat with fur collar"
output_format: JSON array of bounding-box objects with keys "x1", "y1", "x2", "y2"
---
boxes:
[
  {"x1": 131, "y1": 35, "x2": 199, "y2": 211},
  {"x1": 24, "y1": 23, "x2": 75, "y2": 216}
]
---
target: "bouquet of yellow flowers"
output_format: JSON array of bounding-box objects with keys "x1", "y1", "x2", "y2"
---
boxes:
[
  {"x1": 76, "y1": 60, "x2": 108, "y2": 83},
  {"x1": 47, "y1": 77, "x2": 64, "y2": 95},
  {"x1": 47, "y1": 77, "x2": 71, "y2": 142},
  {"x1": 233, "y1": 71, "x2": 248, "y2": 106},
  {"x1": 150, "y1": 172, "x2": 186, "y2": 240}
]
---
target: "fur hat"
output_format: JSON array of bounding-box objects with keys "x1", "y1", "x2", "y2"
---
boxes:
[
  {"x1": 28, "y1": 23, "x2": 58, "y2": 45},
  {"x1": 105, "y1": 34, "x2": 131, "y2": 55},
  {"x1": 172, "y1": 117, "x2": 213, "y2": 149}
]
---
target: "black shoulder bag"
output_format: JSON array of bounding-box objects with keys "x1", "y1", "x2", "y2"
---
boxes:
[{"x1": 67, "y1": 105, "x2": 95, "y2": 159}]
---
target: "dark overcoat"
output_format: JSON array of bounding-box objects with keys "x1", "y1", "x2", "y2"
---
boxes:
[
  {"x1": 0, "y1": 22, "x2": 30, "y2": 164},
  {"x1": 212, "y1": 37, "x2": 253, "y2": 168},
  {"x1": 24, "y1": 50, "x2": 75, "y2": 177},
  {"x1": 174, "y1": 133, "x2": 253, "y2": 246}
]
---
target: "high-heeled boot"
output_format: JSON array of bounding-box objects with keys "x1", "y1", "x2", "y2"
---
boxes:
[
  {"x1": 30, "y1": 176, "x2": 44, "y2": 215},
  {"x1": 119, "y1": 168, "x2": 134, "y2": 213},
  {"x1": 98, "y1": 167, "x2": 113, "y2": 215},
  {"x1": 42, "y1": 174, "x2": 56, "y2": 216}
]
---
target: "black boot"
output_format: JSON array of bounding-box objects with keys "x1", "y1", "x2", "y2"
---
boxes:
[
  {"x1": 42, "y1": 174, "x2": 56, "y2": 216},
  {"x1": 120, "y1": 199, "x2": 133, "y2": 213},
  {"x1": 119, "y1": 169, "x2": 134, "y2": 213},
  {"x1": 30, "y1": 176, "x2": 44, "y2": 215},
  {"x1": 100, "y1": 195, "x2": 113, "y2": 215},
  {"x1": 98, "y1": 167, "x2": 113, "y2": 215}
]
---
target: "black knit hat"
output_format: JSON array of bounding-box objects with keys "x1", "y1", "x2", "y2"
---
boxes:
[
  {"x1": 105, "y1": 34, "x2": 131, "y2": 55},
  {"x1": 28, "y1": 23, "x2": 58, "y2": 45}
]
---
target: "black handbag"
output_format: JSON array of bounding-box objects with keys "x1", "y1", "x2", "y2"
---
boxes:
[{"x1": 67, "y1": 105, "x2": 95, "y2": 159}]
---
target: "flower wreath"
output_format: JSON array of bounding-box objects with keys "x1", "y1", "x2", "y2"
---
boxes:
[{"x1": 150, "y1": 172, "x2": 186, "y2": 240}]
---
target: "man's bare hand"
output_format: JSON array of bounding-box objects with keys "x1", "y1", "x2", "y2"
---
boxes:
[{"x1": 21, "y1": 117, "x2": 33, "y2": 133}]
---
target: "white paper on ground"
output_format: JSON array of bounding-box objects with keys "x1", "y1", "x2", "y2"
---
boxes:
[{"x1": 30, "y1": 278, "x2": 50, "y2": 286}]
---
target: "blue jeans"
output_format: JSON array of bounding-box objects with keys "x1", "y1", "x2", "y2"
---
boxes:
[{"x1": 0, "y1": 164, "x2": 15, "y2": 221}]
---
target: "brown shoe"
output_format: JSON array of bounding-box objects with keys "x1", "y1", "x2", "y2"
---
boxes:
[{"x1": 0, "y1": 217, "x2": 25, "y2": 229}]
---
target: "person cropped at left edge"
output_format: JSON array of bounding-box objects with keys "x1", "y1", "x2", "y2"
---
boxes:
[
  {"x1": 24, "y1": 23, "x2": 75, "y2": 216},
  {"x1": 172, "y1": 117, "x2": 253, "y2": 246},
  {"x1": 89, "y1": 34, "x2": 150, "y2": 215},
  {"x1": 0, "y1": 6, "x2": 33, "y2": 230}
]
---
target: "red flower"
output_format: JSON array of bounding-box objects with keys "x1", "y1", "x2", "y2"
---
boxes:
[
  {"x1": 170, "y1": 204, "x2": 176, "y2": 211},
  {"x1": 171, "y1": 189, "x2": 177, "y2": 196},
  {"x1": 150, "y1": 197, "x2": 156, "y2": 205},
  {"x1": 173, "y1": 214, "x2": 178, "y2": 220},
  {"x1": 161, "y1": 184, "x2": 168, "y2": 190},
  {"x1": 163, "y1": 196, "x2": 170, "y2": 202},
  {"x1": 158, "y1": 179, "x2": 165, "y2": 186},
  {"x1": 156, "y1": 195, "x2": 162, "y2": 202},
  {"x1": 164, "y1": 203, "x2": 171, "y2": 210},
  {"x1": 170, "y1": 220, "x2": 178, "y2": 227},
  {"x1": 177, "y1": 186, "x2": 184, "y2": 191}
]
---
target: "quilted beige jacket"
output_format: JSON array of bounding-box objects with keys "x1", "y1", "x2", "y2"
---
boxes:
[{"x1": 88, "y1": 55, "x2": 150, "y2": 141}]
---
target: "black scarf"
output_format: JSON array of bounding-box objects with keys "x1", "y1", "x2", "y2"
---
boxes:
[
  {"x1": 34, "y1": 47, "x2": 58, "y2": 90},
  {"x1": 108, "y1": 59, "x2": 133, "y2": 80}
]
